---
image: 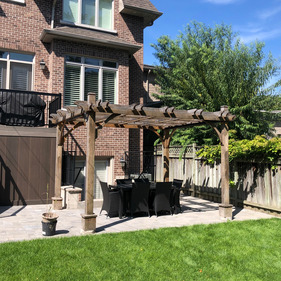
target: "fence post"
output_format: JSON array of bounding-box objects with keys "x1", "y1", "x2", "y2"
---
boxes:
[{"x1": 191, "y1": 143, "x2": 196, "y2": 196}]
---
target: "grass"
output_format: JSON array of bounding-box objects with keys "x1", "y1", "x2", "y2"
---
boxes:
[{"x1": 0, "y1": 218, "x2": 280, "y2": 281}]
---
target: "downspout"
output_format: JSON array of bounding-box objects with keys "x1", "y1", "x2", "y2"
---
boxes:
[
  {"x1": 145, "y1": 69, "x2": 151, "y2": 103},
  {"x1": 51, "y1": 0, "x2": 58, "y2": 29}
]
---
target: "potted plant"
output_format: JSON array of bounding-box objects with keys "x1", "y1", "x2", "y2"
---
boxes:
[{"x1": 42, "y1": 184, "x2": 59, "y2": 236}]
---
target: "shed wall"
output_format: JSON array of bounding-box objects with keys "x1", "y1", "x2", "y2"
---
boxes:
[{"x1": 0, "y1": 127, "x2": 56, "y2": 205}]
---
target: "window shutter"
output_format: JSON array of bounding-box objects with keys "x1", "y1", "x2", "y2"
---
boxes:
[
  {"x1": 0, "y1": 62, "x2": 6, "y2": 88},
  {"x1": 10, "y1": 63, "x2": 31, "y2": 91},
  {"x1": 64, "y1": 65, "x2": 81, "y2": 106},
  {"x1": 102, "y1": 70, "x2": 115, "y2": 103},
  {"x1": 84, "y1": 68, "x2": 99, "y2": 101}
]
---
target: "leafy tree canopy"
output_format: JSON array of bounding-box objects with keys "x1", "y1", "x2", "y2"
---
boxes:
[
  {"x1": 152, "y1": 21, "x2": 281, "y2": 145},
  {"x1": 197, "y1": 135, "x2": 281, "y2": 166}
]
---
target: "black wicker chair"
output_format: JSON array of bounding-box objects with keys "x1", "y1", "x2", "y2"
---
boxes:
[
  {"x1": 116, "y1": 179, "x2": 132, "y2": 185},
  {"x1": 172, "y1": 179, "x2": 183, "y2": 214},
  {"x1": 100, "y1": 181, "x2": 121, "y2": 218},
  {"x1": 153, "y1": 182, "x2": 173, "y2": 216},
  {"x1": 130, "y1": 181, "x2": 150, "y2": 217}
]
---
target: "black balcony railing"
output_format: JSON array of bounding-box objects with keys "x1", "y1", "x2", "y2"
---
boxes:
[{"x1": 0, "y1": 89, "x2": 61, "y2": 127}]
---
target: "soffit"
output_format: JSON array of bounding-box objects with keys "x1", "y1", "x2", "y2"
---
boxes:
[{"x1": 40, "y1": 26, "x2": 142, "y2": 54}]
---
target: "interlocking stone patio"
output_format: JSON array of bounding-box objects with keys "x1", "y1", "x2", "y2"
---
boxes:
[{"x1": 0, "y1": 196, "x2": 275, "y2": 243}]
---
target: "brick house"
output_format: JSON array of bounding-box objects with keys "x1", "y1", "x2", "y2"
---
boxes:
[{"x1": 0, "y1": 0, "x2": 162, "y2": 200}]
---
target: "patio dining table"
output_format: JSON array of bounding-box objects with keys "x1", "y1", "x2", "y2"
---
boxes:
[{"x1": 116, "y1": 182, "x2": 174, "y2": 218}]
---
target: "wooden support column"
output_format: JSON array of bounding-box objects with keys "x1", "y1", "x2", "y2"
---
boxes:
[
  {"x1": 149, "y1": 128, "x2": 176, "y2": 182},
  {"x1": 52, "y1": 124, "x2": 64, "y2": 210},
  {"x1": 162, "y1": 129, "x2": 176, "y2": 182},
  {"x1": 81, "y1": 93, "x2": 97, "y2": 233},
  {"x1": 219, "y1": 122, "x2": 233, "y2": 219},
  {"x1": 208, "y1": 106, "x2": 233, "y2": 219},
  {"x1": 163, "y1": 131, "x2": 170, "y2": 182}
]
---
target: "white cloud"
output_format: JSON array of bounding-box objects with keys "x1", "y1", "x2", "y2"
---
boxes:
[
  {"x1": 258, "y1": 5, "x2": 281, "y2": 20},
  {"x1": 240, "y1": 28, "x2": 281, "y2": 43},
  {"x1": 203, "y1": 0, "x2": 239, "y2": 4}
]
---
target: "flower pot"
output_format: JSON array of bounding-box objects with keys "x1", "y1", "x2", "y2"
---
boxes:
[{"x1": 42, "y1": 212, "x2": 59, "y2": 236}]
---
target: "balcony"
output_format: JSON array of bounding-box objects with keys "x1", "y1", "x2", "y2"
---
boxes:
[{"x1": 0, "y1": 89, "x2": 61, "y2": 127}]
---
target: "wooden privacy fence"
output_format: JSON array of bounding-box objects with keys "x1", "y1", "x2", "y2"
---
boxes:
[{"x1": 155, "y1": 145, "x2": 281, "y2": 213}]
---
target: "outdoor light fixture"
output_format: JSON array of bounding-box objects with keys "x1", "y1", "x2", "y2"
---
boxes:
[
  {"x1": 120, "y1": 157, "x2": 126, "y2": 170},
  {"x1": 40, "y1": 59, "x2": 46, "y2": 70}
]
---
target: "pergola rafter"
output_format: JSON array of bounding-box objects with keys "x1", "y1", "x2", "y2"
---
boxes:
[{"x1": 51, "y1": 93, "x2": 236, "y2": 232}]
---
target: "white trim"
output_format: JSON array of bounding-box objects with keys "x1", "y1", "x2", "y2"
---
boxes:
[
  {"x1": 80, "y1": 64, "x2": 85, "y2": 101},
  {"x1": 9, "y1": 0, "x2": 25, "y2": 3},
  {"x1": 95, "y1": 0, "x2": 99, "y2": 28},
  {"x1": 60, "y1": 20, "x2": 117, "y2": 34},
  {"x1": 98, "y1": 68, "x2": 103, "y2": 100},
  {"x1": 111, "y1": 0, "x2": 115, "y2": 31},
  {"x1": 115, "y1": 68, "x2": 118, "y2": 104}
]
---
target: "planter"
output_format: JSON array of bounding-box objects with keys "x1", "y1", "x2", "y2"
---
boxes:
[{"x1": 42, "y1": 212, "x2": 59, "y2": 236}]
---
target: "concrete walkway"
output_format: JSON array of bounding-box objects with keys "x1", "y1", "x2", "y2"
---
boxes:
[{"x1": 0, "y1": 196, "x2": 275, "y2": 243}]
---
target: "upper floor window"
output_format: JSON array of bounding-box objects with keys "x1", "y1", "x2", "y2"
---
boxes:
[
  {"x1": 63, "y1": 0, "x2": 113, "y2": 30},
  {"x1": 0, "y1": 51, "x2": 34, "y2": 91},
  {"x1": 64, "y1": 55, "x2": 118, "y2": 106}
]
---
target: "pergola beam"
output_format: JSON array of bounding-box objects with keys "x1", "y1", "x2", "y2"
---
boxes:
[{"x1": 51, "y1": 100, "x2": 235, "y2": 126}]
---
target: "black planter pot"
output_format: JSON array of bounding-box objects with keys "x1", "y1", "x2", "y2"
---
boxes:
[
  {"x1": 42, "y1": 220, "x2": 57, "y2": 236},
  {"x1": 42, "y1": 212, "x2": 59, "y2": 236}
]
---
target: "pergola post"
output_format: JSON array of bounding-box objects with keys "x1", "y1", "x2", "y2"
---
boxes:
[
  {"x1": 162, "y1": 129, "x2": 176, "y2": 182},
  {"x1": 52, "y1": 124, "x2": 64, "y2": 210},
  {"x1": 163, "y1": 133, "x2": 170, "y2": 182},
  {"x1": 81, "y1": 93, "x2": 97, "y2": 233},
  {"x1": 218, "y1": 108, "x2": 233, "y2": 220}
]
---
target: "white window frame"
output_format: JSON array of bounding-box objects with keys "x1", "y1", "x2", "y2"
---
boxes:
[
  {"x1": 61, "y1": 0, "x2": 116, "y2": 33},
  {"x1": 64, "y1": 56, "x2": 118, "y2": 105},
  {"x1": 9, "y1": 0, "x2": 25, "y2": 3},
  {"x1": 0, "y1": 51, "x2": 34, "y2": 91}
]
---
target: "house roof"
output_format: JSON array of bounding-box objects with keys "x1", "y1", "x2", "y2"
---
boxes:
[
  {"x1": 120, "y1": 0, "x2": 163, "y2": 27},
  {"x1": 40, "y1": 26, "x2": 142, "y2": 54}
]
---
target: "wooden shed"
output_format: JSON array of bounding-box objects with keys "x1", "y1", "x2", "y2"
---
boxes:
[{"x1": 0, "y1": 126, "x2": 56, "y2": 205}]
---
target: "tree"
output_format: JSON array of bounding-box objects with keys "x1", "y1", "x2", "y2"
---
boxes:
[{"x1": 152, "y1": 22, "x2": 281, "y2": 145}]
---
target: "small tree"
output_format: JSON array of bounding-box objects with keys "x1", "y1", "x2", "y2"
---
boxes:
[{"x1": 152, "y1": 21, "x2": 281, "y2": 145}]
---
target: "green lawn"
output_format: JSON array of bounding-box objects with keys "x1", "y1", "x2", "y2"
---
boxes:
[{"x1": 0, "y1": 218, "x2": 280, "y2": 281}]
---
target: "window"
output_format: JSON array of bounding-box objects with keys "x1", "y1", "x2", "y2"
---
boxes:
[
  {"x1": 0, "y1": 51, "x2": 34, "y2": 91},
  {"x1": 64, "y1": 56, "x2": 117, "y2": 106},
  {"x1": 63, "y1": 0, "x2": 113, "y2": 30}
]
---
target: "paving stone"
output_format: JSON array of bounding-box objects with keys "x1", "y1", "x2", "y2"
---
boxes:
[{"x1": 0, "y1": 196, "x2": 277, "y2": 243}]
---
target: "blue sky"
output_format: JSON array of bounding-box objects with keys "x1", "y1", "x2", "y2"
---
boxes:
[{"x1": 144, "y1": 0, "x2": 281, "y2": 66}]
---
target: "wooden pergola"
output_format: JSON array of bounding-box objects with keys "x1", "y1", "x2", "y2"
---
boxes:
[{"x1": 51, "y1": 93, "x2": 235, "y2": 232}]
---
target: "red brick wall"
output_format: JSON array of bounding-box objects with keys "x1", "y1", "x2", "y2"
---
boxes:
[{"x1": 0, "y1": 0, "x2": 147, "y2": 179}]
